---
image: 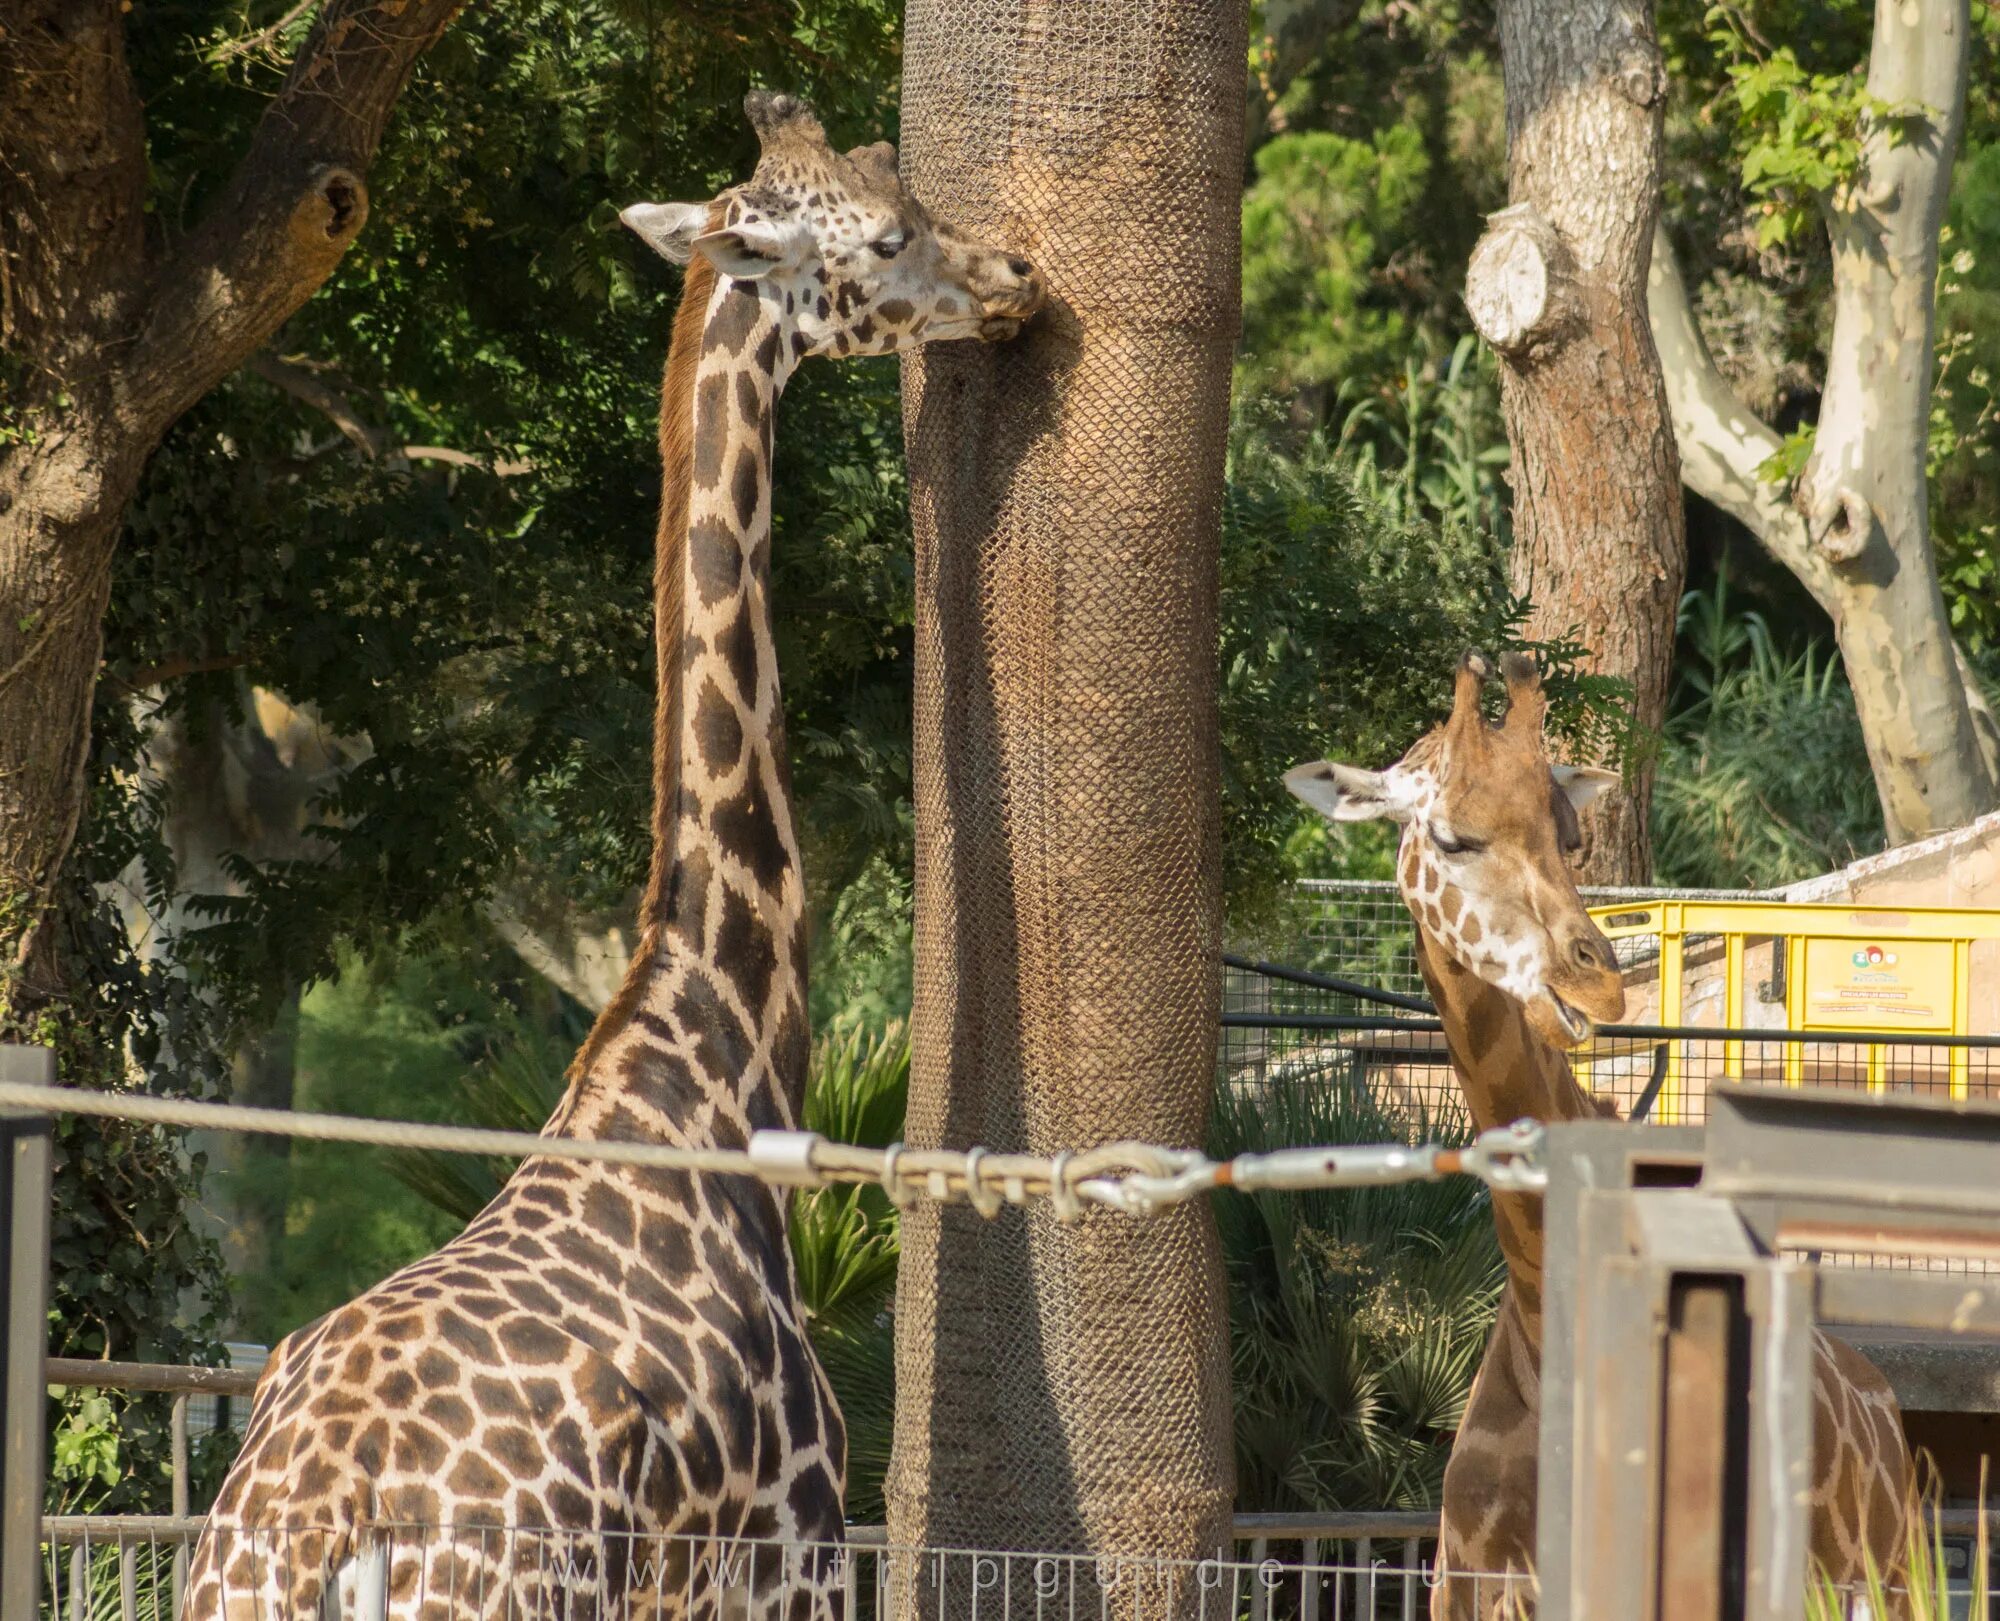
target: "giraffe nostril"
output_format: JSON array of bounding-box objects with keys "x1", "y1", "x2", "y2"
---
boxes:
[{"x1": 1006, "y1": 256, "x2": 1033, "y2": 278}]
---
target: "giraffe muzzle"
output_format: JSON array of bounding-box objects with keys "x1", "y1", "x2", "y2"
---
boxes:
[
  {"x1": 969, "y1": 256, "x2": 1047, "y2": 339},
  {"x1": 1546, "y1": 991, "x2": 1594, "y2": 1044}
]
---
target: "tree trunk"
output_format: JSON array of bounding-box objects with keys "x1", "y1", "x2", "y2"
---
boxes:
[
  {"x1": 0, "y1": 0, "x2": 462, "y2": 1024},
  {"x1": 1469, "y1": 0, "x2": 1684, "y2": 884},
  {"x1": 889, "y1": 0, "x2": 1244, "y2": 1587},
  {"x1": 1647, "y1": 0, "x2": 1990, "y2": 845}
]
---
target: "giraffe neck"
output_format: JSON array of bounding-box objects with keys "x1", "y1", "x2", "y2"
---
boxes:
[
  {"x1": 567, "y1": 258, "x2": 808, "y2": 1138},
  {"x1": 1413, "y1": 918, "x2": 1601, "y2": 1347}
]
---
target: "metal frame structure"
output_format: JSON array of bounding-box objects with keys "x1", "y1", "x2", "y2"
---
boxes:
[
  {"x1": 1591, "y1": 898, "x2": 2000, "y2": 1113},
  {"x1": 1, "y1": 1045, "x2": 54, "y2": 1621},
  {"x1": 1538, "y1": 1083, "x2": 2000, "y2": 1621}
]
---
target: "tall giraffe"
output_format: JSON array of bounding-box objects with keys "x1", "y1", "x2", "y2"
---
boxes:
[
  {"x1": 184, "y1": 91, "x2": 1044, "y2": 1621},
  {"x1": 1286, "y1": 651, "x2": 1912, "y2": 1620}
]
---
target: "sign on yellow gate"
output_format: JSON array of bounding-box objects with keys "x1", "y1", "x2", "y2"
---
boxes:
[{"x1": 1586, "y1": 899, "x2": 2000, "y2": 1121}]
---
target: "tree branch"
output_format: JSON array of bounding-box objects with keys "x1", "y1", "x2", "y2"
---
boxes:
[
  {"x1": 484, "y1": 891, "x2": 638, "y2": 1014},
  {"x1": 1645, "y1": 221, "x2": 1833, "y2": 596},
  {"x1": 244, "y1": 352, "x2": 536, "y2": 474},
  {"x1": 1648, "y1": 217, "x2": 2000, "y2": 792},
  {"x1": 127, "y1": 0, "x2": 467, "y2": 438},
  {"x1": 0, "y1": 0, "x2": 150, "y2": 391},
  {"x1": 247, "y1": 352, "x2": 385, "y2": 457}
]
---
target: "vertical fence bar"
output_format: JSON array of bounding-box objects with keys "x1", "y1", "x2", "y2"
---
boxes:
[
  {"x1": 1400, "y1": 1539, "x2": 1418, "y2": 1621},
  {"x1": 1953, "y1": 940, "x2": 1972, "y2": 1100},
  {"x1": 1723, "y1": 934, "x2": 1745, "y2": 1082},
  {"x1": 170, "y1": 1393, "x2": 190, "y2": 1614},
  {"x1": 1, "y1": 1045, "x2": 55, "y2": 1621},
  {"x1": 67, "y1": 1538, "x2": 86, "y2": 1621},
  {"x1": 1658, "y1": 911, "x2": 1686, "y2": 1122},
  {"x1": 118, "y1": 1539, "x2": 137, "y2": 1621}
]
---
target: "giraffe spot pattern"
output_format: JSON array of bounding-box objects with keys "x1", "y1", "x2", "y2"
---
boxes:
[
  {"x1": 709, "y1": 770, "x2": 791, "y2": 896},
  {"x1": 694, "y1": 678, "x2": 745, "y2": 775},
  {"x1": 688, "y1": 517, "x2": 743, "y2": 607},
  {"x1": 731, "y1": 446, "x2": 761, "y2": 531},
  {"x1": 692, "y1": 375, "x2": 730, "y2": 488}
]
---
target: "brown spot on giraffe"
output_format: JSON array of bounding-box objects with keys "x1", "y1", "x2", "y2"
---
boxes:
[
  {"x1": 184, "y1": 89, "x2": 1043, "y2": 1621},
  {"x1": 1287, "y1": 651, "x2": 1913, "y2": 1619}
]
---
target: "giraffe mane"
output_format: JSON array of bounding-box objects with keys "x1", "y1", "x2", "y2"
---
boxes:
[{"x1": 568, "y1": 251, "x2": 720, "y2": 1086}]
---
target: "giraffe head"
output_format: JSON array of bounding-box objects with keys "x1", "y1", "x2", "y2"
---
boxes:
[
  {"x1": 1285, "y1": 651, "x2": 1627, "y2": 1049},
  {"x1": 619, "y1": 90, "x2": 1046, "y2": 358}
]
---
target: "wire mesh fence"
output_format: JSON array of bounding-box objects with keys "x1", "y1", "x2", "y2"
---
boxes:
[
  {"x1": 38, "y1": 1521, "x2": 1517, "y2": 1621},
  {"x1": 39, "y1": 1518, "x2": 1995, "y2": 1621},
  {"x1": 1221, "y1": 1007, "x2": 2000, "y2": 1130},
  {"x1": 1219, "y1": 880, "x2": 1776, "y2": 1082}
]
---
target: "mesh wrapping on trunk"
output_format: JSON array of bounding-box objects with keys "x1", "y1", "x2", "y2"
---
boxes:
[{"x1": 887, "y1": 0, "x2": 1247, "y2": 1593}]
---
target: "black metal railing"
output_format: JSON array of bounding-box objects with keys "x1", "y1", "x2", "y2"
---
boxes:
[{"x1": 1219, "y1": 962, "x2": 2000, "y2": 1127}]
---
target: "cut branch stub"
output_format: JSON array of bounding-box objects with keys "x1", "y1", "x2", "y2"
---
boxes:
[
  {"x1": 1466, "y1": 204, "x2": 1582, "y2": 361},
  {"x1": 1802, "y1": 481, "x2": 1876, "y2": 563},
  {"x1": 288, "y1": 165, "x2": 368, "y2": 262}
]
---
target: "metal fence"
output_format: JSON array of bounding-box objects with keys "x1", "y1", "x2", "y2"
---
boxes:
[
  {"x1": 1219, "y1": 880, "x2": 1776, "y2": 1082},
  {"x1": 39, "y1": 1518, "x2": 1482, "y2": 1621},
  {"x1": 36, "y1": 1514, "x2": 1995, "y2": 1621},
  {"x1": 1221, "y1": 1000, "x2": 2000, "y2": 1131}
]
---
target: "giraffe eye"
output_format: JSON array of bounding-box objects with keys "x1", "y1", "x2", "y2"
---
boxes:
[
  {"x1": 869, "y1": 231, "x2": 907, "y2": 258},
  {"x1": 1433, "y1": 828, "x2": 1484, "y2": 857}
]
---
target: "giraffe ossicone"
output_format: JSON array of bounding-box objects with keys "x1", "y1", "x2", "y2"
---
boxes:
[
  {"x1": 184, "y1": 90, "x2": 1043, "y2": 1621},
  {"x1": 1288, "y1": 650, "x2": 1913, "y2": 1620}
]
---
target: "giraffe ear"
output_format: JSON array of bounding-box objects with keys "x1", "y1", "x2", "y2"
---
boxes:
[
  {"x1": 691, "y1": 216, "x2": 811, "y2": 280},
  {"x1": 1551, "y1": 764, "x2": 1619, "y2": 810},
  {"x1": 1284, "y1": 761, "x2": 1419, "y2": 824},
  {"x1": 619, "y1": 202, "x2": 712, "y2": 264}
]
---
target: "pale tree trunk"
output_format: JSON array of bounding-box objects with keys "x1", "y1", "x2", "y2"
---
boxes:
[
  {"x1": 1647, "y1": 0, "x2": 1994, "y2": 843},
  {"x1": 485, "y1": 893, "x2": 639, "y2": 1014},
  {"x1": 1467, "y1": 0, "x2": 1684, "y2": 884},
  {"x1": 0, "y1": 0, "x2": 463, "y2": 1025},
  {"x1": 110, "y1": 692, "x2": 358, "y2": 1276}
]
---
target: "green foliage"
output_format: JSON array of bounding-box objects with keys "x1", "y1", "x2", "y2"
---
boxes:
[
  {"x1": 1660, "y1": 0, "x2": 2000, "y2": 659},
  {"x1": 787, "y1": 1022, "x2": 908, "y2": 1522},
  {"x1": 1239, "y1": 126, "x2": 1432, "y2": 402},
  {"x1": 1756, "y1": 422, "x2": 1818, "y2": 489},
  {"x1": 48, "y1": 1392, "x2": 121, "y2": 1493},
  {"x1": 1335, "y1": 335, "x2": 1511, "y2": 543},
  {"x1": 21, "y1": 697, "x2": 233, "y2": 1517},
  {"x1": 1717, "y1": 31, "x2": 1924, "y2": 250},
  {"x1": 1651, "y1": 577, "x2": 1883, "y2": 888},
  {"x1": 103, "y1": 0, "x2": 919, "y2": 1031},
  {"x1": 1212, "y1": 1063, "x2": 1500, "y2": 1510},
  {"x1": 223, "y1": 942, "x2": 526, "y2": 1342},
  {"x1": 1221, "y1": 414, "x2": 1638, "y2": 932},
  {"x1": 1935, "y1": 143, "x2": 2000, "y2": 653}
]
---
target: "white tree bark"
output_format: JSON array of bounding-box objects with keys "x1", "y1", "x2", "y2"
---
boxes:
[
  {"x1": 483, "y1": 892, "x2": 635, "y2": 1014},
  {"x1": 1645, "y1": 0, "x2": 1994, "y2": 843}
]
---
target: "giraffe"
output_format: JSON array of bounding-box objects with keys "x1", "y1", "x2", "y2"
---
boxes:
[
  {"x1": 182, "y1": 91, "x2": 1045, "y2": 1621},
  {"x1": 1285, "y1": 651, "x2": 1913, "y2": 1620}
]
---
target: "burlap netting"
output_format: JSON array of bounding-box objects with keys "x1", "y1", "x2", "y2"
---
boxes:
[{"x1": 886, "y1": 0, "x2": 1249, "y2": 1602}]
